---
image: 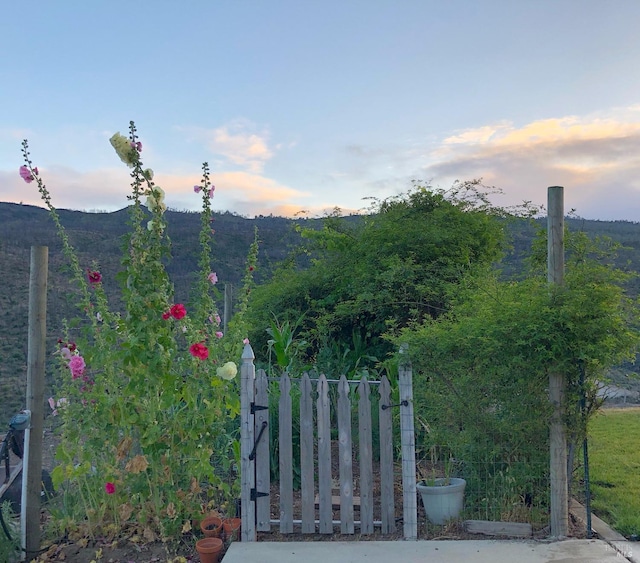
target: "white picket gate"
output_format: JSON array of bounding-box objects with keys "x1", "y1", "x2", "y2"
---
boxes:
[{"x1": 240, "y1": 344, "x2": 417, "y2": 541}]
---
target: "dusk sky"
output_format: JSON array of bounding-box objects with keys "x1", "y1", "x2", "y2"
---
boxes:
[{"x1": 2, "y1": 1, "x2": 640, "y2": 220}]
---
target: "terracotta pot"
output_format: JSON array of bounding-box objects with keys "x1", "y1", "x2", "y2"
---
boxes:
[
  {"x1": 195, "y1": 537, "x2": 223, "y2": 563},
  {"x1": 200, "y1": 515, "x2": 223, "y2": 538},
  {"x1": 222, "y1": 517, "x2": 242, "y2": 541}
]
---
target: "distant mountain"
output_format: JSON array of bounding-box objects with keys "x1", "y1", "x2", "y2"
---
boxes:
[
  {"x1": 1, "y1": 202, "x2": 640, "y2": 422},
  {"x1": 0, "y1": 202, "x2": 310, "y2": 422}
]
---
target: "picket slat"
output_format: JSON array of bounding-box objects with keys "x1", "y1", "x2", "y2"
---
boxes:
[
  {"x1": 317, "y1": 374, "x2": 333, "y2": 533},
  {"x1": 378, "y1": 375, "x2": 396, "y2": 533},
  {"x1": 279, "y1": 373, "x2": 293, "y2": 533},
  {"x1": 358, "y1": 377, "x2": 374, "y2": 534},
  {"x1": 299, "y1": 373, "x2": 315, "y2": 533},
  {"x1": 255, "y1": 369, "x2": 271, "y2": 531},
  {"x1": 337, "y1": 375, "x2": 355, "y2": 533}
]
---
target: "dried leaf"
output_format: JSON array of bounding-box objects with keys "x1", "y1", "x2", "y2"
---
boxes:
[
  {"x1": 190, "y1": 476, "x2": 201, "y2": 494},
  {"x1": 125, "y1": 454, "x2": 149, "y2": 474},
  {"x1": 143, "y1": 526, "x2": 156, "y2": 542},
  {"x1": 181, "y1": 520, "x2": 192, "y2": 534},
  {"x1": 116, "y1": 436, "x2": 132, "y2": 461},
  {"x1": 166, "y1": 501, "x2": 176, "y2": 518},
  {"x1": 118, "y1": 503, "x2": 134, "y2": 522}
]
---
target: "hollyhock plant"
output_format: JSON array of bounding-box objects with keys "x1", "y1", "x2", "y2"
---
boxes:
[{"x1": 22, "y1": 121, "x2": 259, "y2": 541}]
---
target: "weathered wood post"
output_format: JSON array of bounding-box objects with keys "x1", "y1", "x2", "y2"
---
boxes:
[
  {"x1": 240, "y1": 343, "x2": 256, "y2": 541},
  {"x1": 24, "y1": 246, "x2": 48, "y2": 558},
  {"x1": 548, "y1": 186, "x2": 568, "y2": 537},
  {"x1": 399, "y1": 344, "x2": 417, "y2": 540}
]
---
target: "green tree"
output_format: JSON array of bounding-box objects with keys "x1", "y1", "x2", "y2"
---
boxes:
[
  {"x1": 396, "y1": 229, "x2": 639, "y2": 521},
  {"x1": 247, "y1": 180, "x2": 513, "y2": 369}
]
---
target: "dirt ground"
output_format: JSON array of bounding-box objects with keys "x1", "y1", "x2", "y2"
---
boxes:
[{"x1": 3, "y1": 432, "x2": 588, "y2": 562}]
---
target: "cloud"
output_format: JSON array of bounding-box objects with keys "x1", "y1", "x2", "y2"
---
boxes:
[
  {"x1": 155, "y1": 170, "x2": 311, "y2": 216},
  {"x1": 177, "y1": 120, "x2": 275, "y2": 174},
  {"x1": 0, "y1": 166, "x2": 132, "y2": 211},
  {"x1": 420, "y1": 108, "x2": 640, "y2": 220}
]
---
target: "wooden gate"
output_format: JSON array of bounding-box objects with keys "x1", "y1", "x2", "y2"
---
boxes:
[{"x1": 240, "y1": 344, "x2": 417, "y2": 541}]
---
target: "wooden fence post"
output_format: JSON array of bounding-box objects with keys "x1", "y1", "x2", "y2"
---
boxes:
[
  {"x1": 24, "y1": 246, "x2": 48, "y2": 559},
  {"x1": 254, "y1": 369, "x2": 270, "y2": 532},
  {"x1": 399, "y1": 345, "x2": 417, "y2": 540},
  {"x1": 240, "y1": 343, "x2": 256, "y2": 541},
  {"x1": 548, "y1": 186, "x2": 568, "y2": 537},
  {"x1": 337, "y1": 375, "x2": 354, "y2": 534}
]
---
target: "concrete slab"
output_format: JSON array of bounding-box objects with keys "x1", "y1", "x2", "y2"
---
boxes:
[{"x1": 222, "y1": 539, "x2": 629, "y2": 563}]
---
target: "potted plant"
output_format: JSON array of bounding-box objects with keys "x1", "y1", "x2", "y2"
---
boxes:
[{"x1": 416, "y1": 451, "x2": 466, "y2": 525}]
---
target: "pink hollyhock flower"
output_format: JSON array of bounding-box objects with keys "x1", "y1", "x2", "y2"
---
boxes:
[
  {"x1": 215, "y1": 331, "x2": 223, "y2": 339},
  {"x1": 19, "y1": 165, "x2": 35, "y2": 183},
  {"x1": 214, "y1": 313, "x2": 221, "y2": 325},
  {"x1": 193, "y1": 185, "x2": 202, "y2": 193},
  {"x1": 170, "y1": 303, "x2": 186, "y2": 320},
  {"x1": 189, "y1": 341, "x2": 209, "y2": 360},
  {"x1": 60, "y1": 347, "x2": 72, "y2": 360},
  {"x1": 130, "y1": 141, "x2": 142, "y2": 152},
  {"x1": 208, "y1": 186, "x2": 215, "y2": 198},
  {"x1": 208, "y1": 272, "x2": 218, "y2": 285},
  {"x1": 87, "y1": 270, "x2": 102, "y2": 284},
  {"x1": 243, "y1": 338, "x2": 250, "y2": 345},
  {"x1": 105, "y1": 482, "x2": 116, "y2": 495},
  {"x1": 69, "y1": 355, "x2": 86, "y2": 379},
  {"x1": 162, "y1": 311, "x2": 171, "y2": 320}
]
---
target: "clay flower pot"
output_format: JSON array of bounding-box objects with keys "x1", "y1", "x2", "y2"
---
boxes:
[
  {"x1": 222, "y1": 517, "x2": 242, "y2": 541},
  {"x1": 200, "y1": 515, "x2": 223, "y2": 538},
  {"x1": 195, "y1": 537, "x2": 223, "y2": 563}
]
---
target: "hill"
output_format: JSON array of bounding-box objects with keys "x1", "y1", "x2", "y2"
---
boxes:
[{"x1": 1, "y1": 202, "x2": 640, "y2": 423}]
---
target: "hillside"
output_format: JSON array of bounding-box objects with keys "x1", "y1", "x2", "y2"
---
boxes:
[
  {"x1": 1, "y1": 202, "x2": 640, "y2": 424},
  {"x1": 0, "y1": 202, "x2": 309, "y2": 422}
]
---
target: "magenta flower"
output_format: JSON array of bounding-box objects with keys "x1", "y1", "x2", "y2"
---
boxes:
[
  {"x1": 19, "y1": 165, "x2": 36, "y2": 183},
  {"x1": 87, "y1": 270, "x2": 102, "y2": 284},
  {"x1": 208, "y1": 272, "x2": 218, "y2": 285},
  {"x1": 130, "y1": 141, "x2": 142, "y2": 152},
  {"x1": 60, "y1": 347, "x2": 72, "y2": 360},
  {"x1": 193, "y1": 185, "x2": 202, "y2": 193},
  {"x1": 243, "y1": 338, "x2": 250, "y2": 345},
  {"x1": 105, "y1": 482, "x2": 116, "y2": 495},
  {"x1": 215, "y1": 331, "x2": 223, "y2": 339},
  {"x1": 208, "y1": 186, "x2": 215, "y2": 198},
  {"x1": 69, "y1": 355, "x2": 86, "y2": 379}
]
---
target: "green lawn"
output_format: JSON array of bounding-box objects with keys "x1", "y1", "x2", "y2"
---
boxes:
[{"x1": 588, "y1": 407, "x2": 640, "y2": 537}]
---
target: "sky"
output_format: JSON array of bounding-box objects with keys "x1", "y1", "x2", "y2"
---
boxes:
[{"x1": 2, "y1": 1, "x2": 640, "y2": 220}]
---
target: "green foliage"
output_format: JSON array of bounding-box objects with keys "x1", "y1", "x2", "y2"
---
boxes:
[
  {"x1": 397, "y1": 228, "x2": 640, "y2": 521},
  {"x1": 22, "y1": 123, "x2": 256, "y2": 540},
  {"x1": 247, "y1": 180, "x2": 512, "y2": 365},
  {"x1": 0, "y1": 501, "x2": 20, "y2": 562}
]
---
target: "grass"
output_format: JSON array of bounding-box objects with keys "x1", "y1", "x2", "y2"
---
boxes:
[{"x1": 587, "y1": 407, "x2": 640, "y2": 538}]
